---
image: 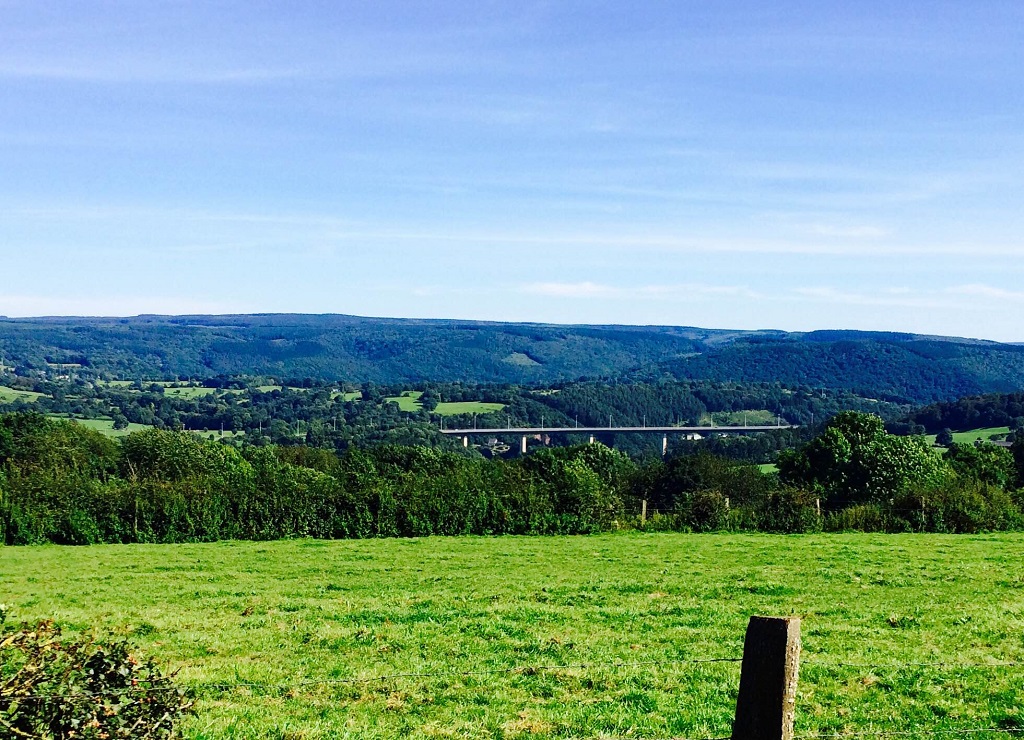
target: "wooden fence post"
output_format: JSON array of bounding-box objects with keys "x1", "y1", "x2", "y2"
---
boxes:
[
  {"x1": 641, "y1": 499, "x2": 647, "y2": 524},
  {"x1": 732, "y1": 616, "x2": 801, "y2": 740}
]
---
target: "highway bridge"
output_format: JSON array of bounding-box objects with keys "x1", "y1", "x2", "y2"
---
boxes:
[{"x1": 439, "y1": 424, "x2": 797, "y2": 455}]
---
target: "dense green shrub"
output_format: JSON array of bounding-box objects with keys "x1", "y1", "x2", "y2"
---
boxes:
[
  {"x1": 780, "y1": 411, "x2": 951, "y2": 504},
  {"x1": 0, "y1": 611, "x2": 193, "y2": 738},
  {"x1": 3, "y1": 411, "x2": 1024, "y2": 545},
  {"x1": 944, "y1": 442, "x2": 1016, "y2": 489},
  {"x1": 825, "y1": 504, "x2": 907, "y2": 533},
  {"x1": 684, "y1": 490, "x2": 730, "y2": 532},
  {"x1": 757, "y1": 488, "x2": 822, "y2": 533}
]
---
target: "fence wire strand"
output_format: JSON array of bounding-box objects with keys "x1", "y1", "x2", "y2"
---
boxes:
[
  {"x1": 10, "y1": 653, "x2": 1022, "y2": 701},
  {"x1": 803, "y1": 659, "x2": 1020, "y2": 670},
  {"x1": 6, "y1": 655, "x2": 743, "y2": 701},
  {"x1": 8, "y1": 653, "x2": 1024, "y2": 740}
]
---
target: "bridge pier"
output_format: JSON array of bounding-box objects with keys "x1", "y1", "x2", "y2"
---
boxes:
[
  {"x1": 521, "y1": 435, "x2": 528, "y2": 455},
  {"x1": 662, "y1": 434, "x2": 668, "y2": 456},
  {"x1": 462, "y1": 435, "x2": 469, "y2": 448},
  {"x1": 589, "y1": 434, "x2": 595, "y2": 445}
]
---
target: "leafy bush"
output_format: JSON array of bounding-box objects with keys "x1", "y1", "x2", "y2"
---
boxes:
[
  {"x1": 684, "y1": 490, "x2": 730, "y2": 532},
  {"x1": 0, "y1": 610, "x2": 193, "y2": 739},
  {"x1": 825, "y1": 503, "x2": 906, "y2": 533},
  {"x1": 757, "y1": 488, "x2": 822, "y2": 533}
]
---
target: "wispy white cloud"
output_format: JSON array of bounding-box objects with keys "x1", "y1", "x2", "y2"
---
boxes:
[
  {"x1": 521, "y1": 282, "x2": 763, "y2": 300},
  {"x1": 523, "y1": 282, "x2": 621, "y2": 298},
  {"x1": 793, "y1": 287, "x2": 946, "y2": 309},
  {"x1": 792, "y1": 283, "x2": 1024, "y2": 312},
  {"x1": 9, "y1": 202, "x2": 1024, "y2": 259},
  {"x1": 946, "y1": 284, "x2": 1024, "y2": 302}
]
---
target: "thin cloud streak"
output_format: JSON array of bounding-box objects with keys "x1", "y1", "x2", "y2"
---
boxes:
[{"x1": 522, "y1": 282, "x2": 764, "y2": 300}]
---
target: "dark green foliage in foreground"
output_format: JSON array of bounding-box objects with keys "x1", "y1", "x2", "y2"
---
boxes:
[
  {"x1": 3, "y1": 411, "x2": 1024, "y2": 544},
  {"x1": 777, "y1": 411, "x2": 1024, "y2": 533},
  {"x1": 0, "y1": 609, "x2": 193, "y2": 739},
  {"x1": 1014, "y1": 435, "x2": 1024, "y2": 489},
  {"x1": 0, "y1": 414, "x2": 628, "y2": 544},
  {"x1": 779, "y1": 412, "x2": 948, "y2": 504}
]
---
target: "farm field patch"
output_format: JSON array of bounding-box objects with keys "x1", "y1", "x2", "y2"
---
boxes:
[
  {"x1": 386, "y1": 391, "x2": 424, "y2": 412},
  {"x1": 926, "y1": 426, "x2": 1012, "y2": 447},
  {"x1": 44, "y1": 415, "x2": 154, "y2": 437},
  {"x1": 5, "y1": 533, "x2": 1024, "y2": 739},
  {"x1": 0, "y1": 385, "x2": 43, "y2": 403},
  {"x1": 701, "y1": 409, "x2": 777, "y2": 426},
  {"x1": 435, "y1": 401, "x2": 506, "y2": 416},
  {"x1": 161, "y1": 385, "x2": 219, "y2": 400}
]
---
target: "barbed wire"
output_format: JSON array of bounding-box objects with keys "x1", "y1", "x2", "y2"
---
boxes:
[
  {"x1": 804, "y1": 660, "x2": 1021, "y2": 670},
  {"x1": 11, "y1": 651, "x2": 1023, "y2": 702},
  {"x1": 648, "y1": 728, "x2": 1024, "y2": 740},
  {"x1": 5, "y1": 655, "x2": 743, "y2": 701},
  {"x1": 792, "y1": 729, "x2": 1024, "y2": 739}
]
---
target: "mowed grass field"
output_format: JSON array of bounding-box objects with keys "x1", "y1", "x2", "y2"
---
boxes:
[
  {"x1": 436, "y1": 401, "x2": 506, "y2": 416},
  {"x1": 926, "y1": 427, "x2": 1013, "y2": 447},
  {"x1": 386, "y1": 391, "x2": 424, "y2": 412},
  {"x1": 701, "y1": 409, "x2": 776, "y2": 426},
  {"x1": 386, "y1": 391, "x2": 506, "y2": 416},
  {"x1": 0, "y1": 385, "x2": 44, "y2": 403},
  {"x1": 44, "y1": 415, "x2": 154, "y2": 437},
  {"x1": 5, "y1": 534, "x2": 1024, "y2": 739}
]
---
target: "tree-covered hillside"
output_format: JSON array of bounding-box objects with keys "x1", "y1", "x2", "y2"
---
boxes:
[
  {"x1": 651, "y1": 337, "x2": 1024, "y2": 403},
  {"x1": 2, "y1": 314, "x2": 1023, "y2": 403},
  {"x1": 906, "y1": 392, "x2": 1024, "y2": 433}
]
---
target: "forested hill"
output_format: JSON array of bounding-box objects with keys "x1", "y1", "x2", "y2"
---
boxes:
[
  {"x1": 906, "y1": 392, "x2": 1024, "y2": 433},
  {"x1": 1, "y1": 314, "x2": 1023, "y2": 403},
  {"x1": 654, "y1": 337, "x2": 1024, "y2": 404}
]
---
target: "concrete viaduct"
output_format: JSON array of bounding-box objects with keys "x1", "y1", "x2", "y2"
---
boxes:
[{"x1": 439, "y1": 424, "x2": 797, "y2": 455}]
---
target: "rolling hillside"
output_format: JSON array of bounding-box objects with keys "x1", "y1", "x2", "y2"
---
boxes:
[{"x1": 1, "y1": 314, "x2": 1023, "y2": 403}]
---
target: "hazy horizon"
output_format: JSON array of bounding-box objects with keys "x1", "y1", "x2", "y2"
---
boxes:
[{"x1": 0, "y1": 310, "x2": 1017, "y2": 346}]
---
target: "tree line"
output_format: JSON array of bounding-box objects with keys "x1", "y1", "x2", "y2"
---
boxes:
[{"x1": 3, "y1": 411, "x2": 1024, "y2": 545}]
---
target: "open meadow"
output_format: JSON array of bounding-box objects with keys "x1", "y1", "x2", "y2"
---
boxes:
[
  {"x1": 926, "y1": 427, "x2": 1013, "y2": 447},
  {"x1": 0, "y1": 385, "x2": 43, "y2": 404},
  {"x1": 4, "y1": 533, "x2": 1024, "y2": 739}
]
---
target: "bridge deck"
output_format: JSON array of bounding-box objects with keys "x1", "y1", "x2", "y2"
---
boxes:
[{"x1": 440, "y1": 425, "x2": 795, "y2": 435}]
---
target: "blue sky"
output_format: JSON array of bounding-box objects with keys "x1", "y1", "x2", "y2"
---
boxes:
[{"x1": 2, "y1": 1, "x2": 1023, "y2": 340}]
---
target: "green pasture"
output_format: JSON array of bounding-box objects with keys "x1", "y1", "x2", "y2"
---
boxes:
[
  {"x1": 5, "y1": 533, "x2": 1024, "y2": 739},
  {"x1": 386, "y1": 391, "x2": 424, "y2": 412},
  {"x1": 926, "y1": 427, "x2": 1012, "y2": 448},
  {"x1": 334, "y1": 390, "x2": 363, "y2": 402},
  {"x1": 436, "y1": 401, "x2": 506, "y2": 416},
  {"x1": 757, "y1": 463, "x2": 779, "y2": 474},
  {"x1": 701, "y1": 409, "x2": 777, "y2": 426},
  {"x1": 162, "y1": 385, "x2": 218, "y2": 400},
  {"x1": 48, "y1": 416, "x2": 154, "y2": 438},
  {"x1": 0, "y1": 385, "x2": 44, "y2": 403},
  {"x1": 386, "y1": 392, "x2": 506, "y2": 416}
]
